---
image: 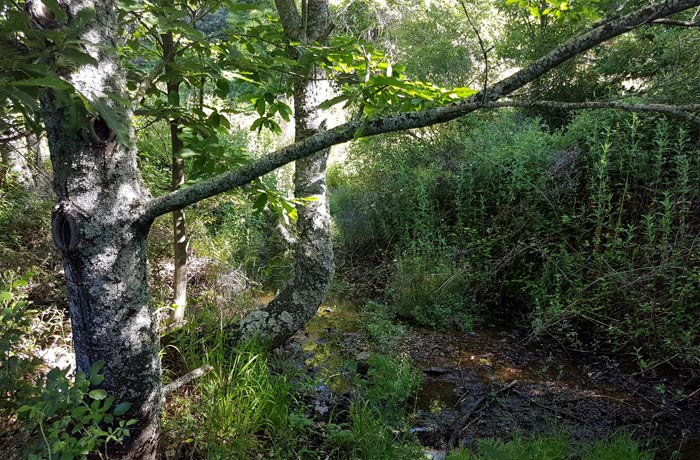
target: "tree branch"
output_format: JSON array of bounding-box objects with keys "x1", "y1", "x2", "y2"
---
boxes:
[
  {"x1": 139, "y1": 0, "x2": 700, "y2": 223},
  {"x1": 488, "y1": 100, "x2": 700, "y2": 124},
  {"x1": 131, "y1": 61, "x2": 165, "y2": 111},
  {"x1": 651, "y1": 18, "x2": 700, "y2": 26},
  {"x1": 161, "y1": 365, "x2": 213, "y2": 400}
]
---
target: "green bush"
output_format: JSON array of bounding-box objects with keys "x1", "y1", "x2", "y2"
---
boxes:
[
  {"x1": 388, "y1": 242, "x2": 476, "y2": 330},
  {"x1": 0, "y1": 272, "x2": 133, "y2": 460},
  {"x1": 331, "y1": 110, "x2": 700, "y2": 367},
  {"x1": 327, "y1": 400, "x2": 423, "y2": 460},
  {"x1": 20, "y1": 363, "x2": 135, "y2": 460},
  {"x1": 359, "y1": 301, "x2": 408, "y2": 352},
  {"x1": 360, "y1": 353, "x2": 421, "y2": 425}
]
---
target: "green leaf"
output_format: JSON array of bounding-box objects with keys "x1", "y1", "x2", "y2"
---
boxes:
[
  {"x1": 176, "y1": 148, "x2": 199, "y2": 159},
  {"x1": 90, "y1": 373, "x2": 105, "y2": 386},
  {"x1": 90, "y1": 97, "x2": 131, "y2": 145},
  {"x1": 253, "y1": 193, "x2": 267, "y2": 211},
  {"x1": 4, "y1": 86, "x2": 39, "y2": 110},
  {"x1": 89, "y1": 360, "x2": 104, "y2": 377},
  {"x1": 88, "y1": 389, "x2": 108, "y2": 400},
  {"x1": 41, "y1": 0, "x2": 67, "y2": 22},
  {"x1": 61, "y1": 49, "x2": 98, "y2": 67},
  {"x1": 319, "y1": 94, "x2": 349, "y2": 110},
  {"x1": 113, "y1": 402, "x2": 131, "y2": 416},
  {"x1": 250, "y1": 118, "x2": 264, "y2": 132},
  {"x1": 7, "y1": 77, "x2": 72, "y2": 90},
  {"x1": 255, "y1": 98, "x2": 266, "y2": 117}
]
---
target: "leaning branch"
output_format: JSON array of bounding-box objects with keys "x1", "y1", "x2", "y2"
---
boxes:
[
  {"x1": 131, "y1": 61, "x2": 165, "y2": 111},
  {"x1": 139, "y1": 0, "x2": 700, "y2": 223}
]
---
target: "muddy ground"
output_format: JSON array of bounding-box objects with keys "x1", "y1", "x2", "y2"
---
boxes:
[{"x1": 284, "y1": 298, "x2": 700, "y2": 459}]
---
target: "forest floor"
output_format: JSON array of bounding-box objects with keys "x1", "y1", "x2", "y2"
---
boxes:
[{"x1": 282, "y1": 293, "x2": 700, "y2": 460}]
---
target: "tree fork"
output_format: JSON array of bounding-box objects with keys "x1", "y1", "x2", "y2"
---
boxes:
[{"x1": 235, "y1": 0, "x2": 334, "y2": 348}]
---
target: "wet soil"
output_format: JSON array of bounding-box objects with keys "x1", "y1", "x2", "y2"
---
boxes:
[
  {"x1": 405, "y1": 326, "x2": 700, "y2": 459},
  {"x1": 290, "y1": 297, "x2": 700, "y2": 459}
]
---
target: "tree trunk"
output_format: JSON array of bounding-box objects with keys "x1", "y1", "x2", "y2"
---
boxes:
[
  {"x1": 162, "y1": 33, "x2": 188, "y2": 324},
  {"x1": 238, "y1": 0, "x2": 334, "y2": 348},
  {"x1": 1, "y1": 126, "x2": 35, "y2": 189},
  {"x1": 45, "y1": 116, "x2": 161, "y2": 459},
  {"x1": 42, "y1": 1, "x2": 161, "y2": 458}
]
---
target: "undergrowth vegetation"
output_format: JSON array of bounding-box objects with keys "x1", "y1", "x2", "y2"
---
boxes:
[
  {"x1": 446, "y1": 431, "x2": 654, "y2": 460},
  {"x1": 330, "y1": 111, "x2": 700, "y2": 369},
  {"x1": 161, "y1": 302, "x2": 425, "y2": 459},
  {"x1": 0, "y1": 272, "x2": 134, "y2": 460}
]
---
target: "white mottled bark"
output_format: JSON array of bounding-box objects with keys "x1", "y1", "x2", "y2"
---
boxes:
[
  {"x1": 42, "y1": 0, "x2": 160, "y2": 458},
  {"x1": 237, "y1": 0, "x2": 334, "y2": 348}
]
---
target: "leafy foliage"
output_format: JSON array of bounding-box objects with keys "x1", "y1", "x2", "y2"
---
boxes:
[
  {"x1": 0, "y1": 272, "x2": 134, "y2": 460},
  {"x1": 20, "y1": 362, "x2": 136, "y2": 460},
  {"x1": 332, "y1": 109, "x2": 700, "y2": 367}
]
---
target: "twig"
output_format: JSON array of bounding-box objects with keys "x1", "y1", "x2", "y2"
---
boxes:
[
  {"x1": 670, "y1": 386, "x2": 700, "y2": 404},
  {"x1": 448, "y1": 380, "x2": 517, "y2": 450},
  {"x1": 459, "y1": 0, "x2": 489, "y2": 99},
  {"x1": 161, "y1": 365, "x2": 213, "y2": 400},
  {"x1": 513, "y1": 388, "x2": 587, "y2": 424}
]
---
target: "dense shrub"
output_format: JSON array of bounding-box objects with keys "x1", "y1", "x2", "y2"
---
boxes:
[{"x1": 331, "y1": 111, "x2": 700, "y2": 367}]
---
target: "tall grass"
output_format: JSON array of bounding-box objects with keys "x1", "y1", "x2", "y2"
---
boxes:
[
  {"x1": 163, "y1": 313, "x2": 296, "y2": 459},
  {"x1": 446, "y1": 430, "x2": 654, "y2": 460}
]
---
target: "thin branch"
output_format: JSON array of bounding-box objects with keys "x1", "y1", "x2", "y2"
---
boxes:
[
  {"x1": 139, "y1": 0, "x2": 700, "y2": 223},
  {"x1": 449, "y1": 380, "x2": 518, "y2": 450},
  {"x1": 460, "y1": 0, "x2": 489, "y2": 98},
  {"x1": 512, "y1": 387, "x2": 587, "y2": 424},
  {"x1": 161, "y1": 365, "x2": 213, "y2": 400},
  {"x1": 651, "y1": 18, "x2": 700, "y2": 26},
  {"x1": 131, "y1": 61, "x2": 165, "y2": 110},
  {"x1": 487, "y1": 100, "x2": 700, "y2": 124}
]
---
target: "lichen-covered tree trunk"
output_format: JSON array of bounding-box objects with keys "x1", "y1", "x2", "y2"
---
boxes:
[
  {"x1": 45, "y1": 121, "x2": 161, "y2": 460},
  {"x1": 41, "y1": 1, "x2": 161, "y2": 458},
  {"x1": 238, "y1": 0, "x2": 334, "y2": 348}
]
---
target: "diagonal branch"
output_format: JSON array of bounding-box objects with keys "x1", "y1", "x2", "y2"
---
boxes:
[
  {"x1": 139, "y1": 0, "x2": 700, "y2": 224},
  {"x1": 131, "y1": 61, "x2": 165, "y2": 111}
]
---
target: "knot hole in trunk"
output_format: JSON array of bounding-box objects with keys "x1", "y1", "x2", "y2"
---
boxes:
[{"x1": 52, "y1": 210, "x2": 79, "y2": 251}]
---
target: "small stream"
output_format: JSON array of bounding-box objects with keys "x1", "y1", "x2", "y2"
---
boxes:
[{"x1": 286, "y1": 296, "x2": 700, "y2": 459}]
